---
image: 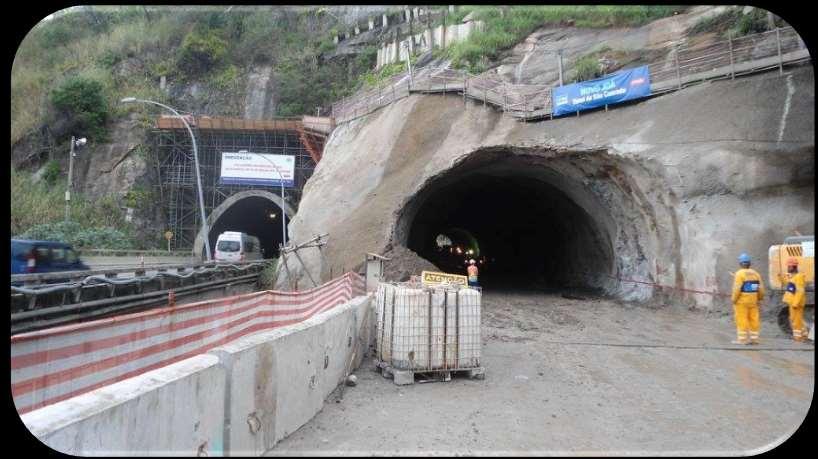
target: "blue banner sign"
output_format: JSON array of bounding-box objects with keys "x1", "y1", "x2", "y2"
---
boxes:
[{"x1": 552, "y1": 65, "x2": 651, "y2": 117}]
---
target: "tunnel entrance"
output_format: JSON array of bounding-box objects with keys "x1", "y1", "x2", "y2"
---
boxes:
[
  {"x1": 397, "y1": 151, "x2": 631, "y2": 291},
  {"x1": 207, "y1": 196, "x2": 289, "y2": 259}
]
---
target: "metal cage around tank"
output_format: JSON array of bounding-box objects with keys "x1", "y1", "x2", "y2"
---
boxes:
[{"x1": 375, "y1": 281, "x2": 483, "y2": 373}]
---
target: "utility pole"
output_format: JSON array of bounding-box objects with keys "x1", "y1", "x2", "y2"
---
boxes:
[
  {"x1": 65, "y1": 136, "x2": 86, "y2": 222},
  {"x1": 65, "y1": 137, "x2": 75, "y2": 222}
]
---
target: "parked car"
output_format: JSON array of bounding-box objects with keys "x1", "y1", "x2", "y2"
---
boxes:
[
  {"x1": 214, "y1": 231, "x2": 263, "y2": 262},
  {"x1": 10, "y1": 239, "x2": 90, "y2": 275}
]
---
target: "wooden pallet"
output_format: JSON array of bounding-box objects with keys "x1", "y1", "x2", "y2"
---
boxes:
[{"x1": 374, "y1": 359, "x2": 485, "y2": 385}]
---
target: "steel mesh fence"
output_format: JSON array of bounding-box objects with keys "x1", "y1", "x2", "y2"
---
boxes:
[{"x1": 376, "y1": 281, "x2": 482, "y2": 372}]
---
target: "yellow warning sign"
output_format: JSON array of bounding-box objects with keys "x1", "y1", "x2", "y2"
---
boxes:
[{"x1": 421, "y1": 270, "x2": 468, "y2": 287}]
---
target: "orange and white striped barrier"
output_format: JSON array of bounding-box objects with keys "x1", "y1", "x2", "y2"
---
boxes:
[{"x1": 11, "y1": 272, "x2": 365, "y2": 415}]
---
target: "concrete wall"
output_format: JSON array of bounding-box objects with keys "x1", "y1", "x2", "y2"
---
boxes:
[
  {"x1": 376, "y1": 21, "x2": 483, "y2": 68},
  {"x1": 20, "y1": 294, "x2": 374, "y2": 456},
  {"x1": 212, "y1": 295, "x2": 372, "y2": 455},
  {"x1": 21, "y1": 355, "x2": 226, "y2": 456}
]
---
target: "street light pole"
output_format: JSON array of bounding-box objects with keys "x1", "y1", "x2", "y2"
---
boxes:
[
  {"x1": 64, "y1": 136, "x2": 86, "y2": 222},
  {"x1": 120, "y1": 97, "x2": 212, "y2": 261},
  {"x1": 65, "y1": 136, "x2": 75, "y2": 222}
]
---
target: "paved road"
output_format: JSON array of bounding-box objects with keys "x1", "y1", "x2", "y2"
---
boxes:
[{"x1": 268, "y1": 291, "x2": 813, "y2": 455}]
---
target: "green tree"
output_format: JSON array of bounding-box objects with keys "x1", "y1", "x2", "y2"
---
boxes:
[
  {"x1": 177, "y1": 29, "x2": 228, "y2": 75},
  {"x1": 50, "y1": 76, "x2": 109, "y2": 139},
  {"x1": 42, "y1": 160, "x2": 62, "y2": 186}
]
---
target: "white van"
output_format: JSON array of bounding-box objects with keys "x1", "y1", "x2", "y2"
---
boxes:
[{"x1": 214, "y1": 232, "x2": 263, "y2": 262}]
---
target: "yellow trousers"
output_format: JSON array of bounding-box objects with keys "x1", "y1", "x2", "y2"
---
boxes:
[
  {"x1": 733, "y1": 303, "x2": 760, "y2": 341},
  {"x1": 789, "y1": 305, "x2": 807, "y2": 338}
]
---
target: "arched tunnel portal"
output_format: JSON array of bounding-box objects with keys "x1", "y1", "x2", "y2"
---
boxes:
[
  {"x1": 193, "y1": 190, "x2": 295, "y2": 260},
  {"x1": 394, "y1": 149, "x2": 671, "y2": 297}
]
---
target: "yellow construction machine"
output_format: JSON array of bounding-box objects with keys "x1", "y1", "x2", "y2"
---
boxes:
[{"x1": 768, "y1": 235, "x2": 814, "y2": 339}]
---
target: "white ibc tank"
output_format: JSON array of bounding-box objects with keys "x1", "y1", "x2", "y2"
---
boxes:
[{"x1": 376, "y1": 283, "x2": 481, "y2": 371}]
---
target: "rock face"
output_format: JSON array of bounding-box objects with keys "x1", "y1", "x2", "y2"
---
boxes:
[
  {"x1": 490, "y1": 6, "x2": 734, "y2": 86},
  {"x1": 244, "y1": 66, "x2": 277, "y2": 119},
  {"x1": 75, "y1": 113, "x2": 147, "y2": 200},
  {"x1": 278, "y1": 65, "x2": 814, "y2": 312}
]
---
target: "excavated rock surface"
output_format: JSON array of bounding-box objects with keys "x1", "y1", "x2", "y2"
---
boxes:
[
  {"x1": 381, "y1": 244, "x2": 441, "y2": 282},
  {"x1": 278, "y1": 65, "x2": 814, "y2": 312}
]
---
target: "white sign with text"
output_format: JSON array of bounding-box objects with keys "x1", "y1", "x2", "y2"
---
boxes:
[{"x1": 220, "y1": 152, "x2": 295, "y2": 187}]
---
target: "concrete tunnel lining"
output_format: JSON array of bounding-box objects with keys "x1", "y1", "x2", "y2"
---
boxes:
[
  {"x1": 193, "y1": 190, "x2": 295, "y2": 259},
  {"x1": 394, "y1": 149, "x2": 662, "y2": 295}
]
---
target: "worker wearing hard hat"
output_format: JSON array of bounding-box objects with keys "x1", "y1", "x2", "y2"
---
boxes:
[
  {"x1": 731, "y1": 253, "x2": 765, "y2": 345},
  {"x1": 782, "y1": 257, "x2": 808, "y2": 341},
  {"x1": 467, "y1": 259, "x2": 479, "y2": 287}
]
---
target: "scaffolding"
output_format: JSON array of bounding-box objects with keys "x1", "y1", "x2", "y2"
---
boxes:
[{"x1": 151, "y1": 117, "x2": 324, "y2": 251}]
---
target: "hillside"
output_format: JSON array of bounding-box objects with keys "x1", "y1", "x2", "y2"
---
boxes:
[{"x1": 10, "y1": 5, "x2": 787, "y2": 249}]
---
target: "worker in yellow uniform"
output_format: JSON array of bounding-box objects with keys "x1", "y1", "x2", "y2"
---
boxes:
[
  {"x1": 731, "y1": 253, "x2": 765, "y2": 345},
  {"x1": 782, "y1": 257, "x2": 808, "y2": 341}
]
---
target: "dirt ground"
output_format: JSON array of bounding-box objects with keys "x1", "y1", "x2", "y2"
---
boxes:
[{"x1": 268, "y1": 291, "x2": 814, "y2": 456}]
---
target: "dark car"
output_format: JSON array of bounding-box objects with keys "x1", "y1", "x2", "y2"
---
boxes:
[{"x1": 10, "y1": 239, "x2": 90, "y2": 275}]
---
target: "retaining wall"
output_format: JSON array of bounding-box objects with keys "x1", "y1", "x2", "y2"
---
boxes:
[
  {"x1": 20, "y1": 291, "x2": 373, "y2": 456},
  {"x1": 376, "y1": 21, "x2": 483, "y2": 69}
]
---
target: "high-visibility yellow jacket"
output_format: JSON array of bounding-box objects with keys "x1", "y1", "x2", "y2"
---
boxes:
[
  {"x1": 732, "y1": 268, "x2": 765, "y2": 306},
  {"x1": 783, "y1": 272, "x2": 806, "y2": 308}
]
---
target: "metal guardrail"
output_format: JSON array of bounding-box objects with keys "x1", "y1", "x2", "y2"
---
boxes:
[
  {"x1": 77, "y1": 248, "x2": 194, "y2": 257},
  {"x1": 10, "y1": 261, "x2": 272, "y2": 325},
  {"x1": 11, "y1": 261, "x2": 268, "y2": 293},
  {"x1": 10, "y1": 272, "x2": 262, "y2": 335},
  {"x1": 331, "y1": 26, "x2": 809, "y2": 123},
  {"x1": 10, "y1": 260, "x2": 241, "y2": 285}
]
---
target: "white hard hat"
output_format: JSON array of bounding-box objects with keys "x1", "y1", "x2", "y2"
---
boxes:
[{"x1": 469, "y1": 259, "x2": 476, "y2": 264}]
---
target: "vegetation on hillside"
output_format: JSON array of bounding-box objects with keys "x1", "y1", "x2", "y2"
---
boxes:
[
  {"x1": 442, "y1": 5, "x2": 686, "y2": 73},
  {"x1": 12, "y1": 6, "x2": 372, "y2": 145},
  {"x1": 50, "y1": 76, "x2": 110, "y2": 141},
  {"x1": 12, "y1": 6, "x2": 376, "y2": 248},
  {"x1": 568, "y1": 46, "x2": 646, "y2": 82},
  {"x1": 12, "y1": 5, "x2": 706, "y2": 250},
  {"x1": 357, "y1": 55, "x2": 418, "y2": 90},
  {"x1": 11, "y1": 168, "x2": 139, "y2": 249},
  {"x1": 688, "y1": 7, "x2": 783, "y2": 39}
]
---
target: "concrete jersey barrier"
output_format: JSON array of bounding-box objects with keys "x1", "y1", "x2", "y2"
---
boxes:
[
  {"x1": 20, "y1": 293, "x2": 373, "y2": 456},
  {"x1": 11, "y1": 272, "x2": 365, "y2": 415}
]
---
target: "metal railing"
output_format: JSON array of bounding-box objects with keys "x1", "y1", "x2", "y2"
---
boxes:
[
  {"x1": 10, "y1": 261, "x2": 271, "y2": 332},
  {"x1": 331, "y1": 26, "x2": 809, "y2": 123},
  {"x1": 78, "y1": 248, "x2": 195, "y2": 257}
]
